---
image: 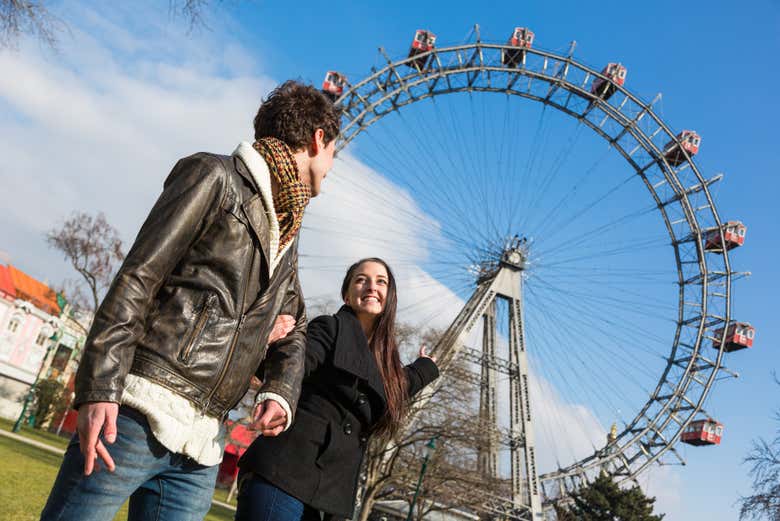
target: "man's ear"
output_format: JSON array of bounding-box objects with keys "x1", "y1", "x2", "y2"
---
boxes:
[{"x1": 312, "y1": 128, "x2": 325, "y2": 154}]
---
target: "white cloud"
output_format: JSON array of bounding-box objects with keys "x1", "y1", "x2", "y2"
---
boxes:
[
  {"x1": 0, "y1": 2, "x2": 275, "y2": 281},
  {"x1": 299, "y1": 151, "x2": 467, "y2": 330}
]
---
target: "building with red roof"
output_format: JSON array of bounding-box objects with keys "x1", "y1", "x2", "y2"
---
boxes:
[
  {"x1": 0, "y1": 265, "x2": 15, "y2": 300},
  {"x1": 0, "y1": 263, "x2": 84, "y2": 424}
]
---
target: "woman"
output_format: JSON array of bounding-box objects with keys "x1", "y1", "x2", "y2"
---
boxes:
[{"x1": 236, "y1": 257, "x2": 439, "y2": 521}]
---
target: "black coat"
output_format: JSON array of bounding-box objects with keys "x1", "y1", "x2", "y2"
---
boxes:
[{"x1": 238, "y1": 305, "x2": 439, "y2": 518}]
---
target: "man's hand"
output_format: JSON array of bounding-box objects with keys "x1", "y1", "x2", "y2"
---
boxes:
[
  {"x1": 268, "y1": 314, "x2": 295, "y2": 345},
  {"x1": 249, "y1": 399, "x2": 287, "y2": 437},
  {"x1": 77, "y1": 402, "x2": 119, "y2": 475}
]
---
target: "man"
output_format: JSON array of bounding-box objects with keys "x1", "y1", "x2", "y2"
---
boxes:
[{"x1": 41, "y1": 80, "x2": 340, "y2": 521}]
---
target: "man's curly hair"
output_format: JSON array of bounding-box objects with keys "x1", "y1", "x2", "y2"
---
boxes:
[{"x1": 253, "y1": 80, "x2": 341, "y2": 150}]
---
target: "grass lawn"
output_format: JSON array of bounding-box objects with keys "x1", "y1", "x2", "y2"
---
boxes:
[
  {"x1": 0, "y1": 416, "x2": 71, "y2": 450},
  {"x1": 0, "y1": 436, "x2": 236, "y2": 520}
]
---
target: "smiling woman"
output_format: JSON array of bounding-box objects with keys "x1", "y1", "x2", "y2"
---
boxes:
[{"x1": 235, "y1": 257, "x2": 439, "y2": 521}]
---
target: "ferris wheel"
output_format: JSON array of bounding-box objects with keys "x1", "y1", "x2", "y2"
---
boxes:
[{"x1": 302, "y1": 24, "x2": 753, "y2": 519}]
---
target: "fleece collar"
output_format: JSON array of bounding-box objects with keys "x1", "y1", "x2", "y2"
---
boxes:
[{"x1": 232, "y1": 142, "x2": 292, "y2": 272}]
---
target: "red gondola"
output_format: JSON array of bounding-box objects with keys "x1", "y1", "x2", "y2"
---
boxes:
[
  {"x1": 713, "y1": 322, "x2": 755, "y2": 352},
  {"x1": 590, "y1": 63, "x2": 627, "y2": 101},
  {"x1": 663, "y1": 130, "x2": 701, "y2": 166},
  {"x1": 322, "y1": 71, "x2": 347, "y2": 102},
  {"x1": 408, "y1": 29, "x2": 436, "y2": 69},
  {"x1": 705, "y1": 220, "x2": 747, "y2": 251},
  {"x1": 502, "y1": 27, "x2": 535, "y2": 67},
  {"x1": 681, "y1": 419, "x2": 723, "y2": 446}
]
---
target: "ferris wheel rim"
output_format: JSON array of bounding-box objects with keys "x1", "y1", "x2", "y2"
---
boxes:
[{"x1": 330, "y1": 37, "x2": 734, "y2": 500}]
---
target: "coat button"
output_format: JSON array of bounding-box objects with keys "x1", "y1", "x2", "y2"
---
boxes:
[
  {"x1": 359, "y1": 434, "x2": 368, "y2": 444},
  {"x1": 357, "y1": 395, "x2": 367, "y2": 406},
  {"x1": 343, "y1": 422, "x2": 353, "y2": 435}
]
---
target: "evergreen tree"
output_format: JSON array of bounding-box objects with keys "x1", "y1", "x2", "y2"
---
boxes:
[{"x1": 556, "y1": 473, "x2": 665, "y2": 521}]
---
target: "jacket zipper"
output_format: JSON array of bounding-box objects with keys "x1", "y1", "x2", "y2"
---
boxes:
[
  {"x1": 201, "y1": 247, "x2": 255, "y2": 414},
  {"x1": 179, "y1": 295, "x2": 213, "y2": 363}
]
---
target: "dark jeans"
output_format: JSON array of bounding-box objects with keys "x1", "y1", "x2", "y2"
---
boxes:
[
  {"x1": 235, "y1": 472, "x2": 322, "y2": 521},
  {"x1": 40, "y1": 406, "x2": 219, "y2": 521}
]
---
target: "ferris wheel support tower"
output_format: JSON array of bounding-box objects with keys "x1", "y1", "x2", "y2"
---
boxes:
[
  {"x1": 488, "y1": 239, "x2": 542, "y2": 519},
  {"x1": 429, "y1": 237, "x2": 542, "y2": 519}
]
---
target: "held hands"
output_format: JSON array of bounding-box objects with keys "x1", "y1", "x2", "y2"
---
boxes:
[
  {"x1": 419, "y1": 343, "x2": 436, "y2": 363},
  {"x1": 73, "y1": 316, "x2": 296, "y2": 476},
  {"x1": 77, "y1": 401, "x2": 119, "y2": 475},
  {"x1": 250, "y1": 399, "x2": 287, "y2": 437},
  {"x1": 268, "y1": 314, "x2": 295, "y2": 344}
]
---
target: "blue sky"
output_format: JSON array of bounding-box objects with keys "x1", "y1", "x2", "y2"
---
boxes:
[{"x1": 1, "y1": 0, "x2": 778, "y2": 519}]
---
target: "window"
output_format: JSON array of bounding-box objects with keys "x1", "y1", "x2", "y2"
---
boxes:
[
  {"x1": 50, "y1": 344, "x2": 73, "y2": 372},
  {"x1": 7, "y1": 320, "x2": 19, "y2": 333},
  {"x1": 36, "y1": 332, "x2": 48, "y2": 346}
]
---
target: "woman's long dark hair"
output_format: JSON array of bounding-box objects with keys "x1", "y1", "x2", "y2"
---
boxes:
[{"x1": 341, "y1": 258, "x2": 407, "y2": 437}]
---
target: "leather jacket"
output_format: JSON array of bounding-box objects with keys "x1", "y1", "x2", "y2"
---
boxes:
[{"x1": 74, "y1": 152, "x2": 306, "y2": 420}]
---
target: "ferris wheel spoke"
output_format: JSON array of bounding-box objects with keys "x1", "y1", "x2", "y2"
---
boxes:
[
  {"x1": 397, "y1": 105, "x2": 490, "y2": 232},
  {"x1": 535, "y1": 174, "x2": 639, "y2": 246},
  {"x1": 525, "y1": 346, "x2": 596, "y2": 466},
  {"x1": 524, "y1": 286, "x2": 629, "y2": 424},
  {"x1": 355, "y1": 118, "x2": 489, "y2": 245},
  {"x1": 517, "y1": 119, "x2": 586, "y2": 235},
  {"x1": 351, "y1": 132, "x2": 487, "y2": 246},
  {"x1": 533, "y1": 237, "x2": 670, "y2": 269},
  {"x1": 526, "y1": 282, "x2": 664, "y2": 386},
  {"x1": 493, "y1": 296, "x2": 608, "y2": 461},
  {"x1": 532, "y1": 204, "x2": 658, "y2": 259},
  {"x1": 535, "y1": 274, "x2": 677, "y2": 312},
  {"x1": 529, "y1": 274, "x2": 676, "y2": 337},
  {"x1": 528, "y1": 276, "x2": 671, "y2": 348},
  {"x1": 530, "y1": 144, "x2": 615, "y2": 238},
  {"x1": 524, "y1": 288, "x2": 636, "y2": 407}
]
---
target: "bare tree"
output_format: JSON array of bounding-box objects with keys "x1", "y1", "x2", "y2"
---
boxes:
[
  {"x1": 1, "y1": 0, "x2": 230, "y2": 49},
  {"x1": 0, "y1": 0, "x2": 61, "y2": 48},
  {"x1": 171, "y1": 0, "x2": 225, "y2": 32},
  {"x1": 46, "y1": 211, "x2": 124, "y2": 316},
  {"x1": 739, "y1": 375, "x2": 780, "y2": 520},
  {"x1": 356, "y1": 325, "x2": 503, "y2": 521}
]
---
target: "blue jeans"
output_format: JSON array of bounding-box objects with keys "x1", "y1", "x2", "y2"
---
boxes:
[
  {"x1": 40, "y1": 406, "x2": 219, "y2": 521},
  {"x1": 234, "y1": 472, "x2": 322, "y2": 521}
]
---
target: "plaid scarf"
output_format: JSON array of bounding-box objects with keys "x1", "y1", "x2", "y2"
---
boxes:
[{"x1": 252, "y1": 137, "x2": 311, "y2": 253}]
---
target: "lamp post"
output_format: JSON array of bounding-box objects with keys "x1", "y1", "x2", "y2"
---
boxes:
[{"x1": 405, "y1": 436, "x2": 437, "y2": 521}]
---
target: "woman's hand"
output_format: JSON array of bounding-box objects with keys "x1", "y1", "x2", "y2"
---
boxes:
[
  {"x1": 250, "y1": 399, "x2": 287, "y2": 437},
  {"x1": 268, "y1": 314, "x2": 295, "y2": 345},
  {"x1": 418, "y1": 344, "x2": 436, "y2": 363}
]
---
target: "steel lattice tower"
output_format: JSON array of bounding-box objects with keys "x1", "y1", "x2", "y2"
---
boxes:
[{"x1": 416, "y1": 237, "x2": 542, "y2": 520}]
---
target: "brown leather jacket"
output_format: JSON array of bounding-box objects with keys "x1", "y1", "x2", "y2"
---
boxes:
[{"x1": 74, "y1": 152, "x2": 306, "y2": 421}]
